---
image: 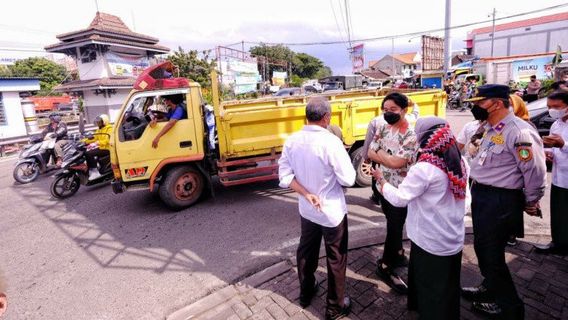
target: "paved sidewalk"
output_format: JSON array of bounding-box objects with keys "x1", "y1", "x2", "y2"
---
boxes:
[{"x1": 169, "y1": 234, "x2": 568, "y2": 320}]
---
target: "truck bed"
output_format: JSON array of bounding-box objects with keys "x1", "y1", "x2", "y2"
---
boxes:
[{"x1": 215, "y1": 89, "x2": 446, "y2": 160}]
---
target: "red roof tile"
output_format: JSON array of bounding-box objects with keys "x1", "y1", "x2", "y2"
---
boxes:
[{"x1": 471, "y1": 11, "x2": 568, "y2": 35}]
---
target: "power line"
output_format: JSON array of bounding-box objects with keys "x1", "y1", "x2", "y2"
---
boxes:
[
  {"x1": 241, "y1": 3, "x2": 568, "y2": 46},
  {"x1": 329, "y1": 0, "x2": 350, "y2": 49}
]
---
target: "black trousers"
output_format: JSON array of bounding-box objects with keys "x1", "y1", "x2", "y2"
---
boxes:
[
  {"x1": 297, "y1": 216, "x2": 348, "y2": 313},
  {"x1": 85, "y1": 149, "x2": 109, "y2": 169},
  {"x1": 525, "y1": 94, "x2": 538, "y2": 103},
  {"x1": 379, "y1": 196, "x2": 408, "y2": 267},
  {"x1": 471, "y1": 182, "x2": 525, "y2": 319},
  {"x1": 551, "y1": 184, "x2": 568, "y2": 248},
  {"x1": 408, "y1": 242, "x2": 462, "y2": 320}
]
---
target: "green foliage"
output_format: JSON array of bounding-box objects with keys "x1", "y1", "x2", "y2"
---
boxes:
[
  {"x1": 3, "y1": 57, "x2": 67, "y2": 95},
  {"x1": 290, "y1": 74, "x2": 304, "y2": 87},
  {"x1": 249, "y1": 44, "x2": 332, "y2": 81},
  {"x1": 168, "y1": 47, "x2": 216, "y2": 89},
  {"x1": 314, "y1": 66, "x2": 333, "y2": 79}
]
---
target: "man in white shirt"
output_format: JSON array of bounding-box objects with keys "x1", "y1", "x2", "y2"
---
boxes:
[
  {"x1": 535, "y1": 91, "x2": 568, "y2": 255},
  {"x1": 278, "y1": 97, "x2": 356, "y2": 320}
]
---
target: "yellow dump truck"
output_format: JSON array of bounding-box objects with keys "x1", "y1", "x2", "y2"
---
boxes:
[{"x1": 109, "y1": 66, "x2": 446, "y2": 209}]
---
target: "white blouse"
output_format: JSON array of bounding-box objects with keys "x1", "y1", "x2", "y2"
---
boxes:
[{"x1": 381, "y1": 160, "x2": 471, "y2": 256}]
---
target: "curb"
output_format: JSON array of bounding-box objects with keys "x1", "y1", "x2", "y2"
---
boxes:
[{"x1": 167, "y1": 221, "x2": 479, "y2": 319}]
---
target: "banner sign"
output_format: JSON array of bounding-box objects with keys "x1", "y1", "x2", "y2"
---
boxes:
[
  {"x1": 510, "y1": 56, "x2": 567, "y2": 82},
  {"x1": 105, "y1": 52, "x2": 149, "y2": 77},
  {"x1": 219, "y1": 57, "x2": 260, "y2": 94},
  {"x1": 351, "y1": 44, "x2": 364, "y2": 73}
]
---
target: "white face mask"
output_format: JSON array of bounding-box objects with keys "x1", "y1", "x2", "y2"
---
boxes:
[{"x1": 549, "y1": 107, "x2": 568, "y2": 120}]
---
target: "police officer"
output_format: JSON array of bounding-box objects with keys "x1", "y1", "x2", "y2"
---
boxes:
[{"x1": 460, "y1": 85, "x2": 546, "y2": 319}]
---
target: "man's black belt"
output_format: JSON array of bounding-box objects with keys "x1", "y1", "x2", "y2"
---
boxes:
[{"x1": 471, "y1": 180, "x2": 522, "y2": 193}]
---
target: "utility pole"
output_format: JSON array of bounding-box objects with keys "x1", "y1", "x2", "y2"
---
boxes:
[
  {"x1": 443, "y1": 0, "x2": 451, "y2": 73},
  {"x1": 490, "y1": 8, "x2": 496, "y2": 57},
  {"x1": 345, "y1": 0, "x2": 353, "y2": 70},
  {"x1": 392, "y1": 37, "x2": 396, "y2": 78}
]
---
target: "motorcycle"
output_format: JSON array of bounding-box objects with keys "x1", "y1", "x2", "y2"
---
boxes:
[
  {"x1": 13, "y1": 134, "x2": 59, "y2": 184},
  {"x1": 50, "y1": 134, "x2": 113, "y2": 199}
]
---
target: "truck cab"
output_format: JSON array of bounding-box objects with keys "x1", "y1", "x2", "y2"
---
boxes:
[{"x1": 110, "y1": 63, "x2": 211, "y2": 209}]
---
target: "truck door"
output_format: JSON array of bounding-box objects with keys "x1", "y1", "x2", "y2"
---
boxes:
[{"x1": 114, "y1": 88, "x2": 201, "y2": 183}]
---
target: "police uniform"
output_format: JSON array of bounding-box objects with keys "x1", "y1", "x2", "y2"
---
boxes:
[{"x1": 467, "y1": 85, "x2": 547, "y2": 319}]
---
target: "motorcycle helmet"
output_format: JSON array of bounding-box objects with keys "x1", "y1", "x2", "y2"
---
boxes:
[
  {"x1": 49, "y1": 112, "x2": 62, "y2": 123},
  {"x1": 94, "y1": 114, "x2": 110, "y2": 129}
]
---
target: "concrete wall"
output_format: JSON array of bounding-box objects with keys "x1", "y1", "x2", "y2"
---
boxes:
[
  {"x1": 473, "y1": 20, "x2": 568, "y2": 58},
  {"x1": 373, "y1": 56, "x2": 405, "y2": 77},
  {"x1": 83, "y1": 89, "x2": 129, "y2": 123},
  {"x1": 0, "y1": 91, "x2": 27, "y2": 139}
]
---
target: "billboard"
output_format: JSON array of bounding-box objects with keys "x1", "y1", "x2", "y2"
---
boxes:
[
  {"x1": 351, "y1": 44, "x2": 364, "y2": 73},
  {"x1": 421, "y1": 35, "x2": 444, "y2": 71},
  {"x1": 218, "y1": 58, "x2": 260, "y2": 94},
  {"x1": 512, "y1": 56, "x2": 557, "y2": 82},
  {"x1": 105, "y1": 52, "x2": 149, "y2": 77}
]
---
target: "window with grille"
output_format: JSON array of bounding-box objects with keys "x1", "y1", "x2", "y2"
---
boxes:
[{"x1": 0, "y1": 92, "x2": 7, "y2": 125}]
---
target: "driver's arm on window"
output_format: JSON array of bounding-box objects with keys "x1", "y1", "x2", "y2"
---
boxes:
[{"x1": 152, "y1": 119, "x2": 178, "y2": 148}]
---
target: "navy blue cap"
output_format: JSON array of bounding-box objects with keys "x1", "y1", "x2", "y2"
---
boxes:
[{"x1": 465, "y1": 84, "x2": 510, "y2": 102}]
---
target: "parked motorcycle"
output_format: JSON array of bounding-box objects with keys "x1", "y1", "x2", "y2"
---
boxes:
[
  {"x1": 50, "y1": 134, "x2": 113, "y2": 199},
  {"x1": 13, "y1": 134, "x2": 58, "y2": 184}
]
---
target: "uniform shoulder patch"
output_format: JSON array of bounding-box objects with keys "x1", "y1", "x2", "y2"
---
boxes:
[{"x1": 516, "y1": 145, "x2": 533, "y2": 162}]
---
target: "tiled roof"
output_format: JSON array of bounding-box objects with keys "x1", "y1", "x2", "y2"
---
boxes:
[
  {"x1": 360, "y1": 69, "x2": 391, "y2": 79},
  {"x1": 393, "y1": 52, "x2": 418, "y2": 65},
  {"x1": 46, "y1": 12, "x2": 169, "y2": 53},
  {"x1": 471, "y1": 11, "x2": 568, "y2": 35},
  {"x1": 54, "y1": 77, "x2": 135, "y2": 91},
  {"x1": 45, "y1": 34, "x2": 170, "y2": 52},
  {"x1": 368, "y1": 60, "x2": 379, "y2": 68}
]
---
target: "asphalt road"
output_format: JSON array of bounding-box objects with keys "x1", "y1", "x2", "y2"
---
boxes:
[{"x1": 0, "y1": 111, "x2": 552, "y2": 320}]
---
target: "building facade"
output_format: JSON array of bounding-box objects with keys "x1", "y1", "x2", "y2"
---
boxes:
[
  {"x1": 467, "y1": 12, "x2": 568, "y2": 58},
  {"x1": 0, "y1": 78, "x2": 40, "y2": 139},
  {"x1": 45, "y1": 12, "x2": 169, "y2": 122},
  {"x1": 368, "y1": 52, "x2": 421, "y2": 79}
]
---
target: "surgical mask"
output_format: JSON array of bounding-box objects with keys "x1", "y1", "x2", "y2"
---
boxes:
[
  {"x1": 383, "y1": 112, "x2": 401, "y2": 125},
  {"x1": 471, "y1": 104, "x2": 489, "y2": 121},
  {"x1": 549, "y1": 107, "x2": 568, "y2": 120}
]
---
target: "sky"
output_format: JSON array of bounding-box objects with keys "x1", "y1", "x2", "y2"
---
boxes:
[{"x1": 1, "y1": 0, "x2": 568, "y2": 74}]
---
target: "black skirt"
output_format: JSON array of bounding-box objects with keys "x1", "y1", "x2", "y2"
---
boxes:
[{"x1": 408, "y1": 241, "x2": 462, "y2": 320}]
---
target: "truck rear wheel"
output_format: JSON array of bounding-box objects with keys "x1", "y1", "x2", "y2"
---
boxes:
[
  {"x1": 350, "y1": 146, "x2": 372, "y2": 187},
  {"x1": 159, "y1": 166, "x2": 205, "y2": 210}
]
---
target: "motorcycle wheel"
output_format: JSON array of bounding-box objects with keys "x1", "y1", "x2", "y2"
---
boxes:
[
  {"x1": 13, "y1": 161, "x2": 40, "y2": 184},
  {"x1": 50, "y1": 173, "x2": 81, "y2": 199}
]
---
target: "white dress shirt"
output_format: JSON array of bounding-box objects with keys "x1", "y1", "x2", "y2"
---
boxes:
[
  {"x1": 382, "y1": 161, "x2": 471, "y2": 256},
  {"x1": 279, "y1": 125, "x2": 356, "y2": 227},
  {"x1": 550, "y1": 119, "x2": 568, "y2": 189}
]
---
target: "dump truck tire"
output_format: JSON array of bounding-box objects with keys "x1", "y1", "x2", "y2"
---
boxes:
[
  {"x1": 350, "y1": 146, "x2": 372, "y2": 187},
  {"x1": 159, "y1": 166, "x2": 205, "y2": 210}
]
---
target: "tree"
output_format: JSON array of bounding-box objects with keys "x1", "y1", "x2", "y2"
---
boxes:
[
  {"x1": 250, "y1": 44, "x2": 333, "y2": 82},
  {"x1": 4, "y1": 57, "x2": 67, "y2": 95},
  {"x1": 168, "y1": 47, "x2": 216, "y2": 88}
]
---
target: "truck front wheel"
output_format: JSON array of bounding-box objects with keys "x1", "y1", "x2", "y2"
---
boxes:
[
  {"x1": 350, "y1": 146, "x2": 372, "y2": 187},
  {"x1": 159, "y1": 166, "x2": 205, "y2": 210}
]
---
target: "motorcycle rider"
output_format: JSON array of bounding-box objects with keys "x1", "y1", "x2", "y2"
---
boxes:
[
  {"x1": 41, "y1": 113, "x2": 68, "y2": 167},
  {"x1": 83, "y1": 114, "x2": 112, "y2": 179}
]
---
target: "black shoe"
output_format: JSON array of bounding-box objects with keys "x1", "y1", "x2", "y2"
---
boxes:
[
  {"x1": 325, "y1": 296, "x2": 351, "y2": 320},
  {"x1": 472, "y1": 301, "x2": 502, "y2": 317},
  {"x1": 375, "y1": 263, "x2": 408, "y2": 294},
  {"x1": 299, "y1": 281, "x2": 319, "y2": 308},
  {"x1": 534, "y1": 242, "x2": 568, "y2": 255},
  {"x1": 393, "y1": 253, "x2": 409, "y2": 268},
  {"x1": 461, "y1": 285, "x2": 493, "y2": 302},
  {"x1": 370, "y1": 194, "x2": 381, "y2": 206},
  {"x1": 507, "y1": 237, "x2": 518, "y2": 246}
]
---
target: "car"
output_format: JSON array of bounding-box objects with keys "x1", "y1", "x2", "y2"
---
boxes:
[
  {"x1": 273, "y1": 88, "x2": 301, "y2": 97},
  {"x1": 528, "y1": 98, "x2": 554, "y2": 137},
  {"x1": 302, "y1": 85, "x2": 321, "y2": 94},
  {"x1": 366, "y1": 81, "x2": 383, "y2": 89}
]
